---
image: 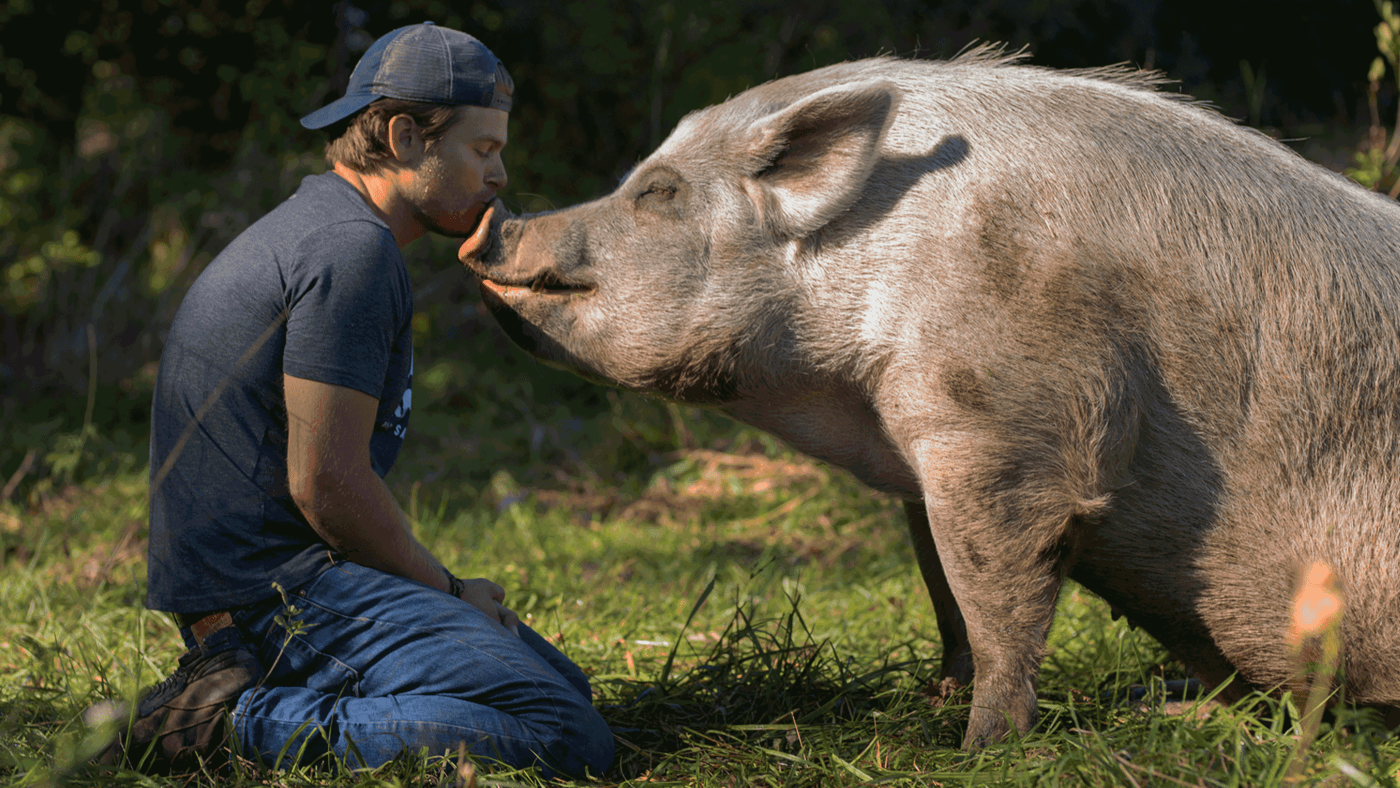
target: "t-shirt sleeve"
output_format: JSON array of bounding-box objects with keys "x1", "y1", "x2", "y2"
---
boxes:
[{"x1": 282, "y1": 221, "x2": 410, "y2": 399}]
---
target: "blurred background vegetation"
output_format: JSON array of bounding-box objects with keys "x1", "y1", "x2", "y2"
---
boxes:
[{"x1": 1, "y1": 0, "x2": 1396, "y2": 513}]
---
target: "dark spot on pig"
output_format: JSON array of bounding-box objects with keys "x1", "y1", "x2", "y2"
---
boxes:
[
  {"x1": 1029, "y1": 254, "x2": 1137, "y2": 357},
  {"x1": 958, "y1": 454, "x2": 1035, "y2": 536},
  {"x1": 981, "y1": 456, "x2": 1026, "y2": 497},
  {"x1": 963, "y1": 538, "x2": 990, "y2": 571},
  {"x1": 556, "y1": 221, "x2": 590, "y2": 271},
  {"x1": 1038, "y1": 265, "x2": 1081, "y2": 314},
  {"x1": 942, "y1": 365, "x2": 991, "y2": 413},
  {"x1": 977, "y1": 201, "x2": 1033, "y2": 301}
]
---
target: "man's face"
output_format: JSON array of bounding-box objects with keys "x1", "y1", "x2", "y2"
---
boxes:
[{"x1": 404, "y1": 105, "x2": 509, "y2": 238}]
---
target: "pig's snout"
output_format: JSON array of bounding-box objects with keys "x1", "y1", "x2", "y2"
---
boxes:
[
  {"x1": 465, "y1": 212, "x2": 595, "y2": 304},
  {"x1": 457, "y1": 201, "x2": 515, "y2": 270}
]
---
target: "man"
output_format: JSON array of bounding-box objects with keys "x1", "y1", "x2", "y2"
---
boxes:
[{"x1": 88, "y1": 23, "x2": 614, "y2": 778}]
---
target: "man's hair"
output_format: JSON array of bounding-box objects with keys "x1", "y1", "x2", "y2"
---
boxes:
[{"x1": 324, "y1": 98, "x2": 463, "y2": 174}]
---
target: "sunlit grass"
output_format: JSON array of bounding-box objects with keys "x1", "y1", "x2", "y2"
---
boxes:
[{"x1": 3, "y1": 393, "x2": 1399, "y2": 786}]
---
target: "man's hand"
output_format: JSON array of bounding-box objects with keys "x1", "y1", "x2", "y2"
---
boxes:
[{"x1": 457, "y1": 577, "x2": 521, "y2": 636}]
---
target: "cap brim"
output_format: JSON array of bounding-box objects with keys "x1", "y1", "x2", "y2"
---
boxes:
[{"x1": 300, "y1": 92, "x2": 383, "y2": 130}]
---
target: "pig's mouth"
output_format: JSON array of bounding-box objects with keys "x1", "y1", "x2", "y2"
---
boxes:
[{"x1": 477, "y1": 271, "x2": 593, "y2": 301}]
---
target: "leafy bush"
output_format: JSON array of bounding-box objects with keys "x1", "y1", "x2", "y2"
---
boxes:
[{"x1": 1349, "y1": 1, "x2": 1400, "y2": 194}]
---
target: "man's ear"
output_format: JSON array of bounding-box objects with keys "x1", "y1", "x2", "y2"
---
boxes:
[
  {"x1": 385, "y1": 114, "x2": 425, "y2": 165},
  {"x1": 741, "y1": 81, "x2": 899, "y2": 240}
]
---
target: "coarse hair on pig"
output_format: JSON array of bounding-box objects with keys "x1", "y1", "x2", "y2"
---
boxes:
[{"x1": 465, "y1": 45, "x2": 1400, "y2": 747}]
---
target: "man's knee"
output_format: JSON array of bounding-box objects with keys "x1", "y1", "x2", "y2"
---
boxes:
[{"x1": 538, "y1": 705, "x2": 614, "y2": 779}]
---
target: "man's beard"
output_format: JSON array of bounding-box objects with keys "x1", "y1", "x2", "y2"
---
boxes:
[
  {"x1": 406, "y1": 155, "x2": 490, "y2": 239},
  {"x1": 413, "y1": 201, "x2": 488, "y2": 239}
]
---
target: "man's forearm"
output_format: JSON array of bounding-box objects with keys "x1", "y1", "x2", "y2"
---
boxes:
[
  {"x1": 282, "y1": 374, "x2": 451, "y2": 594},
  {"x1": 295, "y1": 466, "x2": 448, "y2": 593}
]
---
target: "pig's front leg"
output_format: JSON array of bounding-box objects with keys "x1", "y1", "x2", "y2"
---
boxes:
[
  {"x1": 911, "y1": 438, "x2": 1067, "y2": 748},
  {"x1": 903, "y1": 499, "x2": 973, "y2": 685}
]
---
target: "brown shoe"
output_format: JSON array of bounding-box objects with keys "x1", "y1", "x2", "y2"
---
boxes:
[{"x1": 87, "y1": 644, "x2": 262, "y2": 771}]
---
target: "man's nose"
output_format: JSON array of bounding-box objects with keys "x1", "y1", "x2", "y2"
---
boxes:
[{"x1": 486, "y1": 156, "x2": 508, "y2": 190}]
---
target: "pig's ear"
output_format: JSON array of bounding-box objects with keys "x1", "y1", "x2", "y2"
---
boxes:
[{"x1": 744, "y1": 80, "x2": 899, "y2": 239}]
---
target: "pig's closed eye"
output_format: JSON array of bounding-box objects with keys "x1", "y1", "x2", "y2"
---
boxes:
[{"x1": 633, "y1": 168, "x2": 685, "y2": 216}]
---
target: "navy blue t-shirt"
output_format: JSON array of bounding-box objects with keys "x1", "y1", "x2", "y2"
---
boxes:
[{"x1": 145, "y1": 172, "x2": 413, "y2": 613}]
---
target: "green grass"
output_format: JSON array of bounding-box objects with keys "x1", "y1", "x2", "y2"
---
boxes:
[{"x1": 4, "y1": 340, "x2": 1400, "y2": 786}]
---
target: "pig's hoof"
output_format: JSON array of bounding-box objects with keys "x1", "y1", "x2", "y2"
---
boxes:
[
  {"x1": 922, "y1": 675, "x2": 969, "y2": 708},
  {"x1": 960, "y1": 709, "x2": 1019, "y2": 750},
  {"x1": 961, "y1": 729, "x2": 1004, "y2": 751}
]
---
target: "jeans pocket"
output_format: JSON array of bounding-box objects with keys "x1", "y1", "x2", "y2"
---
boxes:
[
  {"x1": 237, "y1": 575, "x2": 363, "y2": 699},
  {"x1": 271, "y1": 631, "x2": 362, "y2": 699}
]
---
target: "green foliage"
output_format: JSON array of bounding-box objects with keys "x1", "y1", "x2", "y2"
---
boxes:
[
  {"x1": 0, "y1": 0, "x2": 344, "y2": 499},
  {"x1": 1346, "y1": 1, "x2": 1400, "y2": 192}
]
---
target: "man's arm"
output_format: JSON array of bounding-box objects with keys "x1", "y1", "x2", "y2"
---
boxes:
[{"x1": 284, "y1": 373, "x2": 519, "y2": 632}]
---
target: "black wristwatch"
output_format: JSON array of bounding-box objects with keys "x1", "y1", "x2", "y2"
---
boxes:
[{"x1": 443, "y1": 568, "x2": 467, "y2": 599}]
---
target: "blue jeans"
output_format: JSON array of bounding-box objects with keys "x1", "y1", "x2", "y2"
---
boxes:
[{"x1": 201, "y1": 561, "x2": 614, "y2": 778}]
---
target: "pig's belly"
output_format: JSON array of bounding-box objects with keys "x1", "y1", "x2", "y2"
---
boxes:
[{"x1": 725, "y1": 390, "x2": 922, "y2": 498}]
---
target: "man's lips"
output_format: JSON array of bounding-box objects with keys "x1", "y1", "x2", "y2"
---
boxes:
[{"x1": 463, "y1": 192, "x2": 495, "y2": 229}]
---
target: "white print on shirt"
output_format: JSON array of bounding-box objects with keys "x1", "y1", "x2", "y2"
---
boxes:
[{"x1": 382, "y1": 354, "x2": 412, "y2": 439}]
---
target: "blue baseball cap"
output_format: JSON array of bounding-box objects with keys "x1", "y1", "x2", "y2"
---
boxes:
[{"x1": 301, "y1": 22, "x2": 512, "y2": 130}]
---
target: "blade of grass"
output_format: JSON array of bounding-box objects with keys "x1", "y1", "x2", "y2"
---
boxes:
[{"x1": 659, "y1": 575, "x2": 715, "y2": 688}]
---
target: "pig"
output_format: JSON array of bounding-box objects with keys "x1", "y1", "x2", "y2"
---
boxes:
[{"x1": 459, "y1": 48, "x2": 1400, "y2": 747}]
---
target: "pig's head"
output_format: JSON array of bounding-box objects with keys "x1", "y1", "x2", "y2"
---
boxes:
[{"x1": 462, "y1": 78, "x2": 900, "y2": 405}]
